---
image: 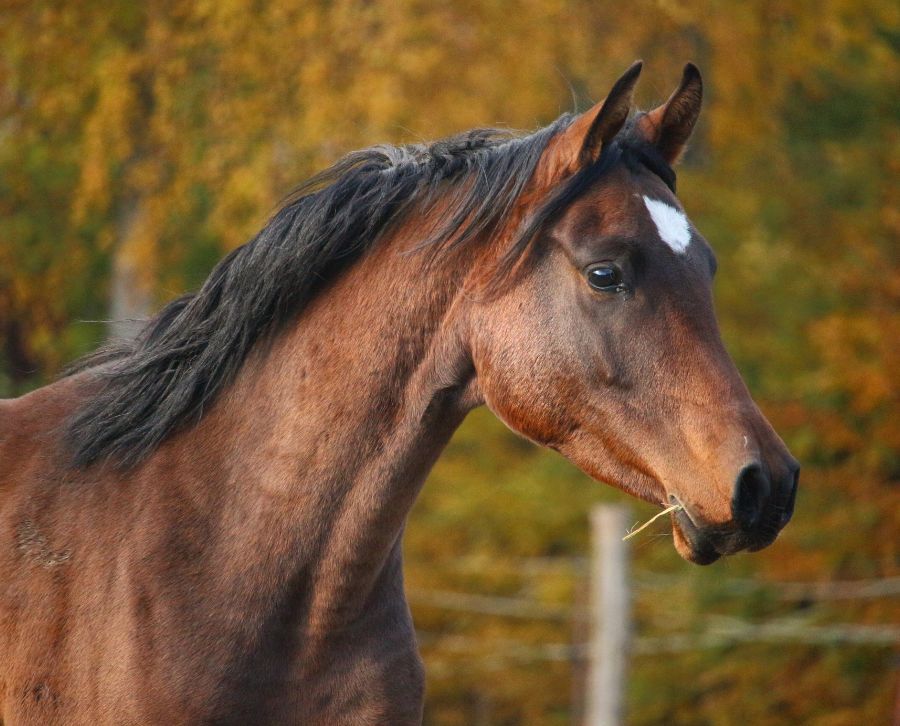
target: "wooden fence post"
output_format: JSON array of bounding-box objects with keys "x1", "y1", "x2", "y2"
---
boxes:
[{"x1": 586, "y1": 505, "x2": 631, "y2": 726}]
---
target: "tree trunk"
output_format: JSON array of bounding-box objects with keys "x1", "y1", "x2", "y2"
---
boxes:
[{"x1": 109, "y1": 197, "x2": 153, "y2": 341}]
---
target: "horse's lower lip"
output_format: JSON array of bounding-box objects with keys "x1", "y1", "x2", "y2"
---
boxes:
[{"x1": 672, "y1": 506, "x2": 722, "y2": 565}]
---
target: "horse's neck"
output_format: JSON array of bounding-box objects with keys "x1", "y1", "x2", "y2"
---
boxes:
[{"x1": 178, "y1": 236, "x2": 477, "y2": 633}]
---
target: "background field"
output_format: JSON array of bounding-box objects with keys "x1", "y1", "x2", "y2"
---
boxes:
[{"x1": 1, "y1": 1, "x2": 898, "y2": 723}]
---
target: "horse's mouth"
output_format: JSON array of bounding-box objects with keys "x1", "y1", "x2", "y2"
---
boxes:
[
  {"x1": 668, "y1": 496, "x2": 781, "y2": 565},
  {"x1": 671, "y1": 505, "x2": 722, "y2": 565}
]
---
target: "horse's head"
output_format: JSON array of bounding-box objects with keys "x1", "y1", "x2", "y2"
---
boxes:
[{"x1": 468, "y1": 63, "x2": 798, "y2": 564}]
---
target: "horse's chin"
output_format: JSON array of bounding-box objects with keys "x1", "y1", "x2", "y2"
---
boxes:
[{"x1": 672, "y1": 510, "x2": 722, "y2": 566}]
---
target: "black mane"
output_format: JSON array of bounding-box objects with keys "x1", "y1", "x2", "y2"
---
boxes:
[{"x1": 64, "y1": 115, "x2": 675, "y2": 469}]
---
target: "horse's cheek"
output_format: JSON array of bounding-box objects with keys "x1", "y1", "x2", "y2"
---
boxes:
[{"x1": 478, "y1": 352, "x2": 580, "y2": 448}]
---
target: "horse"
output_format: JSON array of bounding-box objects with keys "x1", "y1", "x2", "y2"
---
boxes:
[{"x1": 0, "y1": 62, "x2": 798, "y2": 724}]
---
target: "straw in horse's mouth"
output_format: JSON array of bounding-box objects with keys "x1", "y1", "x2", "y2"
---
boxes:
[{"x1": 622, "y1": 502, "x2": 683, "y2": 541}]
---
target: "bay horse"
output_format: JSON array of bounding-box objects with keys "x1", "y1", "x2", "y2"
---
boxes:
[{"x1": 0, "y1": 62, "x2": 798, "y2": 724}]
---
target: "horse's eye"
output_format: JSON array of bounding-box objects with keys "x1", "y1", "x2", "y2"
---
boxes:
[{"x1": 587, "y1": 264, "x2": 625, "y2": 293}]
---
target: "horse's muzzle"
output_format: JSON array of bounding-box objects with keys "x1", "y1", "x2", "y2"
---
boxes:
[{"x1": 673, "y1": 457, "x2": 799, "y2": 565}]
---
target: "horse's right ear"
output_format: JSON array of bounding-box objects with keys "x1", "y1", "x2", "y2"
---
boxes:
[
  {"x1": 536, "y1": 61, "x2": 642, "y2": 184},
  {"x1": 635, "y1": 63, "x2": 703, "y2": 164}
]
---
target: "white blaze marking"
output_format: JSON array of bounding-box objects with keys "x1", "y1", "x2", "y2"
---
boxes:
[{"x1": 642, "y1": 196, "x2": 692, "y2": 254}]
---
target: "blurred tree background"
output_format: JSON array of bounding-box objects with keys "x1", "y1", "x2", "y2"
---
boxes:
[{"x1": 1, "y1": 1, "x2": 897, "y2": 723}]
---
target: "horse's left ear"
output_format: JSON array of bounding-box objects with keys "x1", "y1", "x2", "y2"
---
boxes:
[
  {"x1": 637, "y1": 63, "x2": 703, "y2": 164},
  {"x1": 536, "y1": 61, "x2": 642, "y2": 184}
]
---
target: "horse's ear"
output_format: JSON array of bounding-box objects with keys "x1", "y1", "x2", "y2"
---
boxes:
[
  {"x1": 637, "y1": 63, "x2": 703, "y2": 164},
  {"x1": 537, "y1": 61, "x2": 642, "y2": 183},
  {"x1": 578, "y1": 60, "x2": 643, "y2": 163}
]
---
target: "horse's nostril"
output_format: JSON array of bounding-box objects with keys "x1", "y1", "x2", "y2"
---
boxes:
[
  {"x1": 732, "y1": 464, "x2": 770, "y2": 531},
  {"x1": 779, "y1": 464, "x2": 800, "y2": 528}
]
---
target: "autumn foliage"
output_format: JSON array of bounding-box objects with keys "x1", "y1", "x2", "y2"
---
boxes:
[{"x1": 1, "y1": 1, "x2": 897, "y2": 723}]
